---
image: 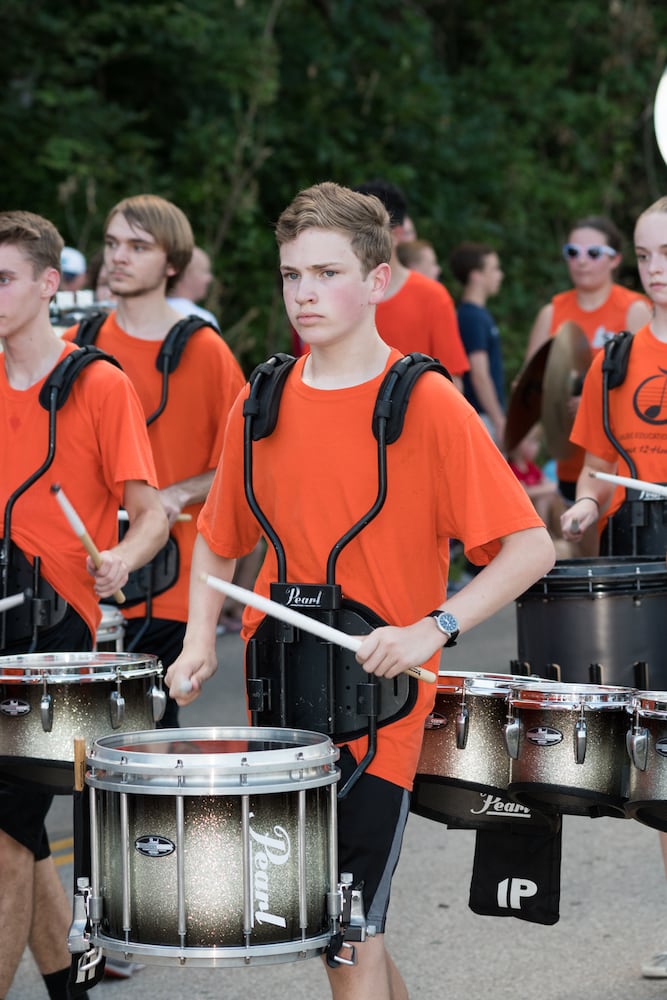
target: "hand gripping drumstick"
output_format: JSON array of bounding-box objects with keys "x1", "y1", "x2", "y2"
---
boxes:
[
  {"x1": 589, "y1": 470, "x2": 667, "y2": 499},
  {"x1": 51, "y1": 484, "x2": 126, "y2": 604},
  {"x1": 199, "y1": 573, "x2": 437, "y2": 684}
]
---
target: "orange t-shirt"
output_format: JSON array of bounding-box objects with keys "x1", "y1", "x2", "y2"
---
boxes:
[
  {"x1": 0, "y1": 342, "x2": 158, "y2": 640},
  {"x1": 550, "y1": 284, "x2": 649, "y2": 483},
  {"x1": 65, "y1": 313, "x2": 245, "y2": 622},
  {"x1": 376, "y1": 271, "x2": 470, "y2": 376},
  {"x1": 571, "y1": 324, "x2": 667, "y2": 526},
  {"x1": 199, "y1": 350, "x2": 543, "y2": 789}
]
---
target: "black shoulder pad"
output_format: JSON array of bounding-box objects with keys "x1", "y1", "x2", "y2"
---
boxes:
[
  {"x1": 156, "y1": 316, "x2": 210, "y2": 374},
  {"x1": 243, "y1": 353, "x2": 297, "y2": 440},
  {"x1": 72, "y1": 311, "x2": 108, "y2": 346},
  {"x1": 38, "y1": 346, "x2": 122, "y2": 411},
  {"x1": 602, "y1": 330, "x2": 634, "y2": 390},
  {"x1": 373, "y1": 352, "x2": 452, "y2": 444}
]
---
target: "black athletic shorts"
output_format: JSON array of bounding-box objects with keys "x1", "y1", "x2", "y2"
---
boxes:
[
  {"x1": 336, "y1": 746, "x2": 410, "y2": 934},
  {"x1": 0, "y1": 604, "x2": 91, "y2": 859},
  {"x1": 124, "y1": 617, "x2": 186, "y2": 729}
]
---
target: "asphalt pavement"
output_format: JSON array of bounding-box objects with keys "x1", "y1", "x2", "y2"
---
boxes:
[{"x1": 8, "y1": 602, "x2": 667, "y2": 999}]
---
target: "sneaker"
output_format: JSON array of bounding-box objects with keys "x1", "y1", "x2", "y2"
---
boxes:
[
  {"x1": 641, "y1": 952, "x2": 667, "y2": 978},
  {"x1": 103, "y1": 957, "x2": 145, "y2": 979}
]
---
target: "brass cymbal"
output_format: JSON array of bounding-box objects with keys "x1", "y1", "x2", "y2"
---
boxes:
[
  {"x1": 541, "y1": 321, "x2": 591, "y2": 460},
  {"x1": 504, "y1": 338, "x2": 552, "y2": 454}
]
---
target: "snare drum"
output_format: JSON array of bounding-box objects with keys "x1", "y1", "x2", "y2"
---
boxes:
[
  {"x1": 0, "y1": 653, "x2": 165, "y2": 792},
  {"x1": 625, "y1": 692, "x2": 667, "y2": 831},
  {"x1": 506, "y1": 681, "x2": 631, "y2": 817},
  {"x1": 84, "y1": 727, "x2": 339, "y2": 966},
  {"x1": 411, "y1": 672, "x2": 551, "y2": 829},
  {"x1": 516, "y1": 557, "x2": 667, "y2": 688},
  {"x1": 95, "y1": 605, "x2": 125, "y2": 653}
]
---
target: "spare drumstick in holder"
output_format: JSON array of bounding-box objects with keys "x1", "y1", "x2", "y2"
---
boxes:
[
  {"x1": 199, "y1": 573, "x2": 437, "y2": 684},
  {"x1": 50, "y1": 484, "x2": 126, "y2": 604},
  {"x1": 73, "y1": 737, "x2": 86, "y2": 793}
]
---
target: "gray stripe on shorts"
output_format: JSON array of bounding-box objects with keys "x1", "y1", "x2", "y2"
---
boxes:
[{"x1": 366, "y1": 788, "x2": 411, "y2": 932}]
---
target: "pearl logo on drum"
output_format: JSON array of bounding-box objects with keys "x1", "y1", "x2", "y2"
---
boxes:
[
  {"x1": 526, "y1": 726, "x2": 562, "y2": 747},
  {"x1": 249, "y1": 816, "x2": 291, "y2": 929},
  {"x1": 470, "y1": 793, "x2": 534, "y2": 819},
  {"x1": 0, "y1": 698, "x2": 30, "y2": 717},
  {"x1": 135, "y1": 835, "x2": 175, "y2": 858}
]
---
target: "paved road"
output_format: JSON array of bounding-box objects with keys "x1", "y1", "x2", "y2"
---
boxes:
[{"x1": 8, "y1": 603, "x2": 667, "y2": 998}]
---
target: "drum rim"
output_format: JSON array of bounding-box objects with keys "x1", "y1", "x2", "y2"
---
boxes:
[
  {"x1": 87, "y1": 725, "x2": 340, "y2": 781},
  {"x1": 0, "y1": 651, "x2": 159, "y2": 682},
  {"x1": 509, "y1": 680, "x2": 632, "y2": 709},
  {"x1": 436, "y1": 671, "x2": 543, "y2": 694}
]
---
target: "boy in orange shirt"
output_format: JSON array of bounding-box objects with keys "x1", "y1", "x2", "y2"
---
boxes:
[{"x1": 167, "y1": 182, "x2": 555, "y2": 1000}]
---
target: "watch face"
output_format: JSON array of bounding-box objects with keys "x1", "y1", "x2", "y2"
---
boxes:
[{"x1": 437, "y1": 612, "x2": 459, "y2": 634}]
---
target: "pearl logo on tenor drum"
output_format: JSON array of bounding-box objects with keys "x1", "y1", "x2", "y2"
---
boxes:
[
  {"x1": 526, "y1": 726, "x2": 562, "y2": 747},
  {"x1": 249, "y1": 817, "x2": 291, "y2": 929},
  {"x1": 470, "y1": 793, "x2": 535, "y2": 820},
  {"x1": 0, "y1": 698, "x2": 31, "y2": 717},
  {"x1": 134, "y1": 835, "x2": 175, "y2": 858}
]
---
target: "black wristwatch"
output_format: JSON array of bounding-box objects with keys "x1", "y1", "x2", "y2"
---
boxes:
[{"x1": 426, "y1": 610, "x2": 460, "y2": 647}]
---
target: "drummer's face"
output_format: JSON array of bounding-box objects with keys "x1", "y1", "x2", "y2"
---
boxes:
[
  {"x1": 0, "y1": 244, "x2": 58, "y2": 341},
  {"x1": 635, "y1": 212, "x2": 667, "y2": 307},
  {"x1": 104, "y1": 213, "x2": 176, "y2": 299},
  {"x1": 565, "y1": 226, "x2": 619, "y2": 292}
]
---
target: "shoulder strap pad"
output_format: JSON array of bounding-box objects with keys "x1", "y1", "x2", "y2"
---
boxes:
[
  {"x1": 602, "y1": 330, "x2": 634, "y2": 390},
  {"x1": 156, "y1": 316, "x2": 210, "y2": 374},
  {"x1": 72, "y1": 311, "x2": 108, "y2": 346},
  {"x1": 38, "y1": 346, "x2": 122, "y2": 411},
  {"x1": 243, "y1": 353, "x2": 297, "y2": 440},
  {"x1": 373, "y1": 352, "x2": 452, "y2": 444}
]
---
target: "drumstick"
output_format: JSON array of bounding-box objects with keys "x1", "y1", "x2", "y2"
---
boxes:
[
  {"x1": 589, "y1": 470, "x2": 667, "y2": 499},
  {"x1": 117, "y1": 510, "x2": 191, "y2": 522},
  {"x1": 200, "y1": 573, "x2": 437, "y2": 684},
  {"x1": 73, "y1": 737, "x2": 86, "y2": 793},
  {"x1": 50, "y1": 484, "x2": 126, "y2": 604},
  {"x1": 0, "y1": 592, "x2": 25, "y2": 613}
]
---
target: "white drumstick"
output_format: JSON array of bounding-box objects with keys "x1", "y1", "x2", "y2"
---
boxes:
[
  {"x1": 589, "y1": 470, "x2": 667, "y2": 499},
  {"x1": 200, "y1": 573, "x2": 437, "y2": 684},
  {"x1": 0, "y1": 592, "x2": 25, "y2": 613}
]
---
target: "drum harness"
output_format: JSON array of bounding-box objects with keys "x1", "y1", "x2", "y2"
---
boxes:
[
  {"x1": 1, "y1": 347, "x2": 121, "y2": 651},
  {"x1": 242, "y1": 351, "x2": 451, "y2": 802},
  {"x1": 73, "y1": 312, "x2": 209, "y2": 649},
  {"x1": 600, "y1": 331, "x2": 667, "y2": 556}
]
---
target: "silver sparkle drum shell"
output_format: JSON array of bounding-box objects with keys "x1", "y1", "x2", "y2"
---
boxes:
[
  {"x1": 507, "y1": 682, "x2": 631, "y2": 818},
  {"x1": 515, "y1": 557, "x2": 667, "y2": 688},
  {"x1": 625, "y1": 692, "x2": 667, "y2": 831},
  {"x1": 411, "y1": 672, "x2": 551, "y2": 829},
  {"x1": 86, "y1": 727, "x2": 339, "y2": 966},
  {"x1": 0, "y1": 652, "x2": 163, "y2": 792}
]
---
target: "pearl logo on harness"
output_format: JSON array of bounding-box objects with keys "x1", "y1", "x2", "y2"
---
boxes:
[
  {"x1": 470, "y1": 793, "x2": 534, "y2": 819},
  {"x1": 249, "y1": 816, "x2": 291, "y2": 928},
  {"x1": 283, "y1": 586, "x2": 324, "y2": 608}
]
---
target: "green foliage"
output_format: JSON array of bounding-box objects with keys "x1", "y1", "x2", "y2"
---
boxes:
[{"x1": 1, "y1": 0, "x2": 666, "y2": 376}]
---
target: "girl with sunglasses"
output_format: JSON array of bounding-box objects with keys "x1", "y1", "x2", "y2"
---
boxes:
[{"x1": 522, "y1": 216, "x2": 651, "y2": 548}]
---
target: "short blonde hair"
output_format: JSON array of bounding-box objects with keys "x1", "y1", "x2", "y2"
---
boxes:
[{"x1": 275, "y1": 181, "x2": 392, "y2": 276}]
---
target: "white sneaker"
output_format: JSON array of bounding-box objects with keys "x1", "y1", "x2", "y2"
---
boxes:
[
  {"x1": 641, "y1": 952, "x2": 667, "y2": 978},
  {"x1": 104, "y1": 957, "x2": 146, "y2": 979}
]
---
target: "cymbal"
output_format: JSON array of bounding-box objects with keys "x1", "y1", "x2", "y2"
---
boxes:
[
  {"x1": 504, "y1": 339, "x2": 552, "y2": 454},
  {"x1": 541, "y1": 321, "x2": 591, "y2": 460}
]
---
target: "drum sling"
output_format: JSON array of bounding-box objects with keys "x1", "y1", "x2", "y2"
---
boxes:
[
  {"x1": 1, "y1": 348, "x2": 120, "y2": 651},
  {"x1": 243, "y1": 352, "x2": 451, "y2": 797}
]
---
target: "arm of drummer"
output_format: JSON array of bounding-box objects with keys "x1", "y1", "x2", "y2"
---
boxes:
[
  {"x1": 355, "y1": 525, "x2": 555, "y2": 680},
  {"x1": 165, "y1": 533, "x2": 237, "y2": 704},
  {"x1": 560, "y1": 453, "x2": 616, "y2": 541},
  {"x1": 158, "y1": 470, "x2": 215, "y2": 526},
  {"x1": 87, "y1": 481, "x2": 169, "y2": 598}
]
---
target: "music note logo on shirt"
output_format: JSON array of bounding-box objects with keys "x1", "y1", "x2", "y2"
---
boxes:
[{"x1": 633, "y1": 367, "x2": 667, "y2": 425}]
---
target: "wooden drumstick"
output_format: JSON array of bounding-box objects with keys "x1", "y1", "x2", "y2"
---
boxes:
[
  {"x1": 50, "y1": 484, "x2": 126, "y2": 604},
  {"x1": 200, "y1": 573, "x2": 437, "y2": 684},
  {"x1": 73, "y1": 737, "x2": 86, "y2": 792}
]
